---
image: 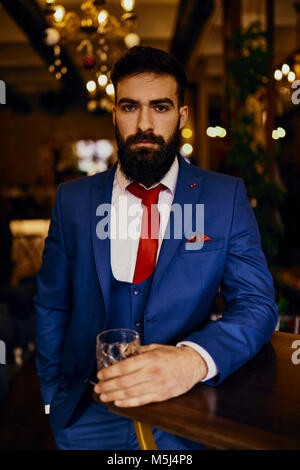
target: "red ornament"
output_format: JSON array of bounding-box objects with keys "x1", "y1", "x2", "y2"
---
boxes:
[{"x1": 83, "y1": 55, "x2": 95, "y2": 69}]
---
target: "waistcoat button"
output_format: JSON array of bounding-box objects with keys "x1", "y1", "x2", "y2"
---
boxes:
[{"x1": 133, "y1": 288, "x2": 140, "y2": 295}]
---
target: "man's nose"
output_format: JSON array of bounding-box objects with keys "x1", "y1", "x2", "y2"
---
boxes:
[{"x1": 137, "y1": 106, "x2": 153, "y2": 133}]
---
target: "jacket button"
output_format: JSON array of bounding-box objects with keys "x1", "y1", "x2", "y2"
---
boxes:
[
  {"x1": 133, "y1": 288, "x2": 140, "y2": 295},
  {"x1": 135, "y1": 320, "x2": 143, "y2": 327}
]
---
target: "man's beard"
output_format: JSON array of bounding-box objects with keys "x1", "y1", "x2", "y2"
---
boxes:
[{"x1": 115, "y1": 120, "x2": 181, "y2": 188}]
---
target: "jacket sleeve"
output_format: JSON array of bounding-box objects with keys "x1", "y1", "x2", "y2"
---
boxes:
[
  {"x1": 181, "y1": 178, "x2": 278, "y2": 385},
  {"x1": 33, "y1": 184, "x2": 72, "y2": 405}
]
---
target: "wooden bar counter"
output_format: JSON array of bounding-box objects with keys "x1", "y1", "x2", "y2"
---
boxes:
[{"x1": 104, "y1": 332, "x2": 300, "y2": 450}]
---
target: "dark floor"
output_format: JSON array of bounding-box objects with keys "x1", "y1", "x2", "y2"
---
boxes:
[{"x1": 0, "y1": 354, "x2": 55, "y2": 450}]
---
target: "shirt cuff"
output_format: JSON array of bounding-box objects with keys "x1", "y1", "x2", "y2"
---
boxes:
[
  {"x1": 45, "y1": 404, "x2": 50, "y2": 414},
  {"x1": 176, "y1": 341, "x2": 219, "y2": 382}
]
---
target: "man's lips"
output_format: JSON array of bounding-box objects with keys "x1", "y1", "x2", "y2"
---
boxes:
[{"x1": 133, "y1": 141, "x2": 158, "y2": 147}]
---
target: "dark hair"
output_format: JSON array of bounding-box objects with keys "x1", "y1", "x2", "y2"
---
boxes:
[{"x1": 110, "y1": 46, "x2": 187, "y2": 107}]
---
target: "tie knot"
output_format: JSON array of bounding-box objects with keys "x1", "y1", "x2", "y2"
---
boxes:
[{"x1": 127, "y1": 182, "x2": 167, "y2": 206}]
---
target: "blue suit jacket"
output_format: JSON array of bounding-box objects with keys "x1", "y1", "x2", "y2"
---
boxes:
[{"x1": 34, "y1": 154, "x2": 278, "y2": 430}]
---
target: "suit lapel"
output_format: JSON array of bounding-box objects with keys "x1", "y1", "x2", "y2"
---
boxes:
[
  {"x1": 90, "y1": 162, "x2": 117, "y2": 323},
  {"x1": 148, "y1": 154, "x2": 204, "y2": 293}
]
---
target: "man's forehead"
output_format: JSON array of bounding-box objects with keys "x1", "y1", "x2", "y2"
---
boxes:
[{"x1": 116, "y1": 73, "x2": 178, "y2": 101}]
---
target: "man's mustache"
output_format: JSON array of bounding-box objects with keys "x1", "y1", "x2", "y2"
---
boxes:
[{"x1": 125, "y1": 132, "x2": 165, "y2": 146}]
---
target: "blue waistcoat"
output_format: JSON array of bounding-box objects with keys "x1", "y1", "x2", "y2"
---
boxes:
[
  {"x1": 89, "y1": 269, "x2": 153, "y2": 383},
  {"x1": 106, "y1": 269, "x2": 154, "y2": 345}
]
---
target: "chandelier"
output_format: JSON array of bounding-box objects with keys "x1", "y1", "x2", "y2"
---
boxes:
[{"x1": 42, "y1": 0, "x2": 140, "y2": 111}]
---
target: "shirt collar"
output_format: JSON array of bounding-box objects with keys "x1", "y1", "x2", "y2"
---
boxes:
[{"x1": 116, "y1": 155, "x2": 179, "y2": 196}]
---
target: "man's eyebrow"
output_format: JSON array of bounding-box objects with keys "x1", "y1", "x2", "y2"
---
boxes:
[
  {"x1": 117, "y1": 98, "x2": 138, "y2": 106},
  {"x1": 117, "y1": 97, "x2": 175, "y2": 107},
  {"x1": 149, "y1": 98, "x2": 175, "y2": 107}
]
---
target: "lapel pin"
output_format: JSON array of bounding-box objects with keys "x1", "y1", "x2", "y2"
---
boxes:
[{"x1": 189, "y1": 183, "x2": 197, "y2": 188}]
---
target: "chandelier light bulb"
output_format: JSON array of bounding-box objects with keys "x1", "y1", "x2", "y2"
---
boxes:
[
  {"x1": 287, "y1": 71, "x2": 296, "y2": 82},
  {"x1": 281, "y1": 63, "x2": 290, "y2": 75},
  {"x1": 87, "y1": 100, "x2": 98, "y2": 112},
  {"x1": 53, "y1": 5, "x2": 66, "y2": 23},
  {"x1": 98, "y1": 74, "x2": 108, "y2": 87},
  {"x1": 274, "y1": 69, "x2": 283, "y2": 80},
  {"x1": 99, "y1": 98, "x2": 109, "y2": 109},
  {"x1": 44, "y1": 27, "x2": 60, "y2": 46},
  {"x1": 106, "y1": 84, "x2": 115, "y2": 96},
  {"x1": 124, "y1": 33, "x2": 140, "y2": 48},
  {"x1": 121, "y1": 0, "x2": 135, "y2": 12},
  {"x1": 86, "y1": 80, "x2": 97, "y2": 92},
  {"x1": 272, "y1": 130, "x2": 279, "y2": 140},
  {"x1": 98, "y1": 10, "x2": 108, "y2": 25},
  {"x1": 99, "y1": 52, "x2": 107, "y2": 62},
  {"x1": 54, "y1": 45, "x2": 61, "y2": 56}
]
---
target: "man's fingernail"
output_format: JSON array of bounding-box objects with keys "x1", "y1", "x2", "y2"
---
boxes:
[{"x1": 97, "y1": 372, "x2": 103, "y2": 380}]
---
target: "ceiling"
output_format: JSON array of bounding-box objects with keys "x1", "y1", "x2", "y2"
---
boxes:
[
  {"x1": 0, "y1": 0, "x2": 298, "y2": 112},
  {"x1": 0, "y1": 0, "x2": 181, "y2": 100}
]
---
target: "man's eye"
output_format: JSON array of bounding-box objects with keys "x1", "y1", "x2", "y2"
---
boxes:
[
  {"x1": 154, "y1": 105, "x2": 168, "y2": 112},
  {"x1": 122, "y1": 104, "x2": 136, "y2": 111}
]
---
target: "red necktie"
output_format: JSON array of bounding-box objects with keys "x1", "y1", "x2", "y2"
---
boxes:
[{"x1": 127, "y1": 182, "x2": 166, "y2": 284}]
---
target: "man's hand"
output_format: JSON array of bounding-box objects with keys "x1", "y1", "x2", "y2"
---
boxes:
[{"x1": 93, "y1": 344, "x2": 208, "y2": 408}]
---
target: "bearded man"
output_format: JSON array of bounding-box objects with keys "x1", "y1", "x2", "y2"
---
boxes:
[{"x1": 34, "y1": 46, "x2": 278, "y2": 450}]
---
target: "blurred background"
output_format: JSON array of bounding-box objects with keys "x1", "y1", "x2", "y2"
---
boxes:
[{"x1": 0, "y1": 0, "x2": 299, "y2": 449}]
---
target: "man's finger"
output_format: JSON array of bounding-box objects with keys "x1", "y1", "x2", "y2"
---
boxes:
[
  {"x1": 97, "y1": 350, "x2": 154, "y2": 380},
  {"x1": 114, "y1": 393, "x2": 161, "y2": 408},
  {"x1": 99, "y1": 380, "x2": 155, "y2": 404},
  {"x1": 139, "y1": 344, "x2": 160, "y2": 353},
  {"x1": 95, "y1": 369, "x2": 151, "y2": 394}
]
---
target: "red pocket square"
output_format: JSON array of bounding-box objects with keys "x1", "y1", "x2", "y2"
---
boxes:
[{"x1": 187, "y1": 234, "x2": 212, "y2": 243}]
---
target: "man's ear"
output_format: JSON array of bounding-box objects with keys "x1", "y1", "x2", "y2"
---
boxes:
[{"x1": 179, "y1": 105, "x2": 188, "y2": 129}]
